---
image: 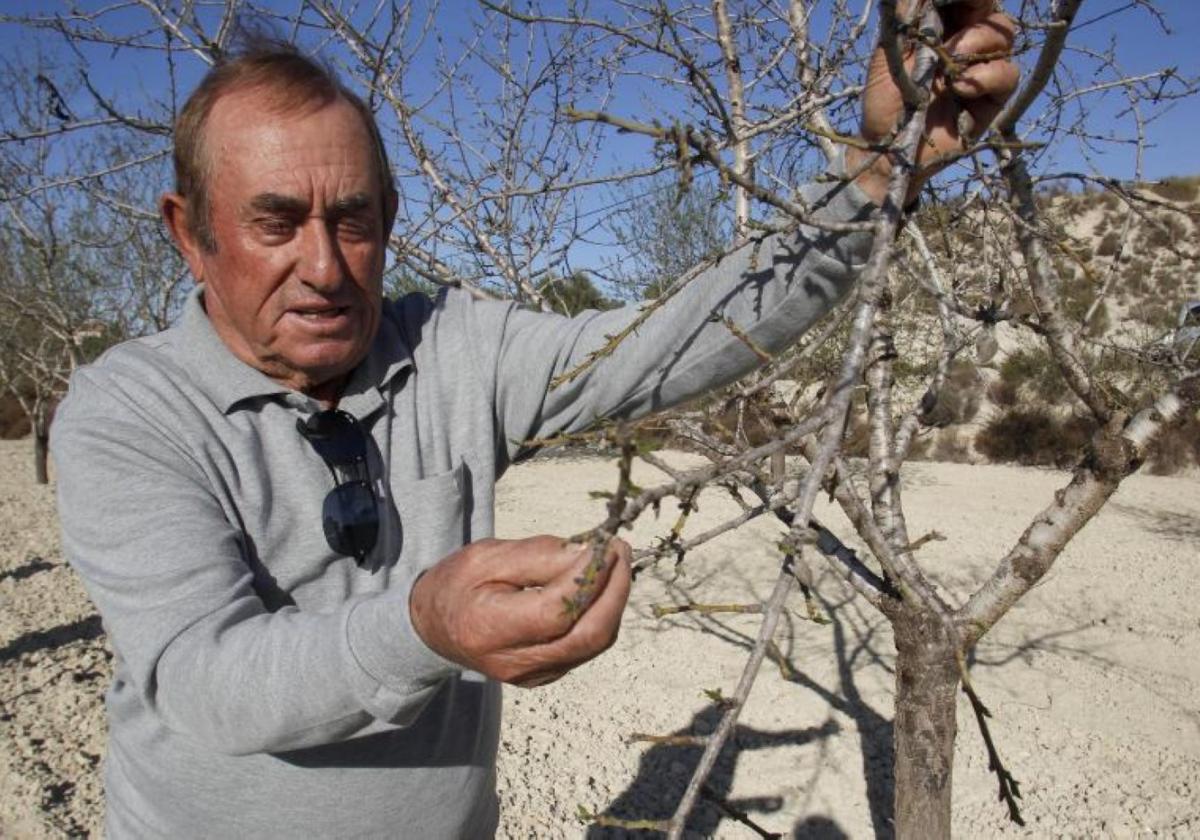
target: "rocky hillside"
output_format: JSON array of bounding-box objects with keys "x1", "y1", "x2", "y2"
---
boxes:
[{"x1": 879, "y1": 175, "x2": 1200, "y2": 473}]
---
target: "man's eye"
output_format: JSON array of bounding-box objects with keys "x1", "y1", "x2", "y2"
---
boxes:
[
  {"x1": 338, "y1": 218, "x2": 374, "y2": 238},
  {"x1": 259, "y1": 218, "x2": 295, "y2": 236}
]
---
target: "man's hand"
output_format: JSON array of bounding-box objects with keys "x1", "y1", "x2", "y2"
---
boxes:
[
  {"x1": 409, "y1": 535, "x2": 632, "y2": 687},
  {"x1": 850, "y1": 0, "x2": 1020, "y2": 205}
]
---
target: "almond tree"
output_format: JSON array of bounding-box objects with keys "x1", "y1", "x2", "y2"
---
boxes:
[{"x1": 470, "y1": 2, "x2": 1196, "y2": 836}]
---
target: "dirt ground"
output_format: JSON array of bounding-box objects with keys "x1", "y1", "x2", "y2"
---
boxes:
[{"x1": 1, "y1": 438, "x2": 1198, "y2": 838}]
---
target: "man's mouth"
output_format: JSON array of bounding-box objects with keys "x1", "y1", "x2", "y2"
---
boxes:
[{"x1": 290, "y1": 305, "x2": 350, "y2": 321}]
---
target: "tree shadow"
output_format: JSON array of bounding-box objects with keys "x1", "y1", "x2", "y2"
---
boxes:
[
  {"x1": 792, "y1": 815, "x2": 850, "y2": 839},
  {"x1": 597, "y1": 565, "x2": 898, "y2": 838},
  {"x1": 772, "y1": 590, "x2": 896, "y2": 839},
  {"x1": 0, "y1": 614, "x2": 104, "y2": 665},
  {"x1": 967, "y1": 622, "x2": 1104, "y2": 670},
  {"x1": 0, "y1": 554, "x2": 56, "y2": 584},
  {"x1": 586, "y1": 704, "x2": 840, "y2": 838},
  {"x1": 1107, "y1": 501, "x2": 1200, "y2": 542},
  {"x1": 661, "y1": 578, "x2": 899, "y2": 838}
]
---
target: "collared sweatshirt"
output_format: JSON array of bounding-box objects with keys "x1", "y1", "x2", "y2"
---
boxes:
[{"x1": 50, "y1": 175, "x2": 872, "y2": 839}]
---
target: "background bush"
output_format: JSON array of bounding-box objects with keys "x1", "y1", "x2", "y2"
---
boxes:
[
  {"x1": 975, "y1": 408, "x2": 1097, "y2": 468},
  {"x1": 1147, "y1": 415, "x2": 1200, "y2": 476}
]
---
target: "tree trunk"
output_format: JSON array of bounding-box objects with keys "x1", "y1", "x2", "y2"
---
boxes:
[
  {"x1": 33, "y1": 414, "x2": 49, "y2": 485},
  {"x1": 891, "y1": 612, "x2": 960, "y2": 840}
]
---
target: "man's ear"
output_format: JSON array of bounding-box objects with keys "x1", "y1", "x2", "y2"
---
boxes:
[{"x1": 160, "y1": 192, "x2": 206, "y2": 281}]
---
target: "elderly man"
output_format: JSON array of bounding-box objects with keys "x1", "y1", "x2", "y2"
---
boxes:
[{"x1": 52, "y1": 3, "x2": 1016, "y2": 837}]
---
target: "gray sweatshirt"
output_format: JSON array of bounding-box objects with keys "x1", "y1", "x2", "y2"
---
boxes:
[{"x1": 50, "y1": 177, "x2": 871, "y2": 839}]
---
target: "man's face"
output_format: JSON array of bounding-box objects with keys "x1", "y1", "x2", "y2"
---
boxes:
[{"x1": 180, "y1": 89, "x2": 391, "y2": 398}]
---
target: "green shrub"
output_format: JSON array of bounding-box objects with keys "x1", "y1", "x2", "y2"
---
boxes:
[
  {"x1": 975, "y1": 409, "x2": 1096, "y2": 468},
  {"x1": 1163, "y1": 215, "x2": 1190, "y2": 239},
  {"x1": 0, "y1": 394, "x2": 31, "y2": 440},
  {"x1": 1058, "y1": 274, "x2": 1109, "y2": 336},
  {"x1": 1159, "y1": 273, "x2": 1182, "y2": 294},
  {"x1": 1137, "y1": 304, "x2": 1177, "y2": 331},
  {"x1": 1142, "y1": 224, "x2": 1173, "y2": 251},
  {"x1": 537, "y1": 272, "x2": 618, "y2": 316},
  {"x1": 1147, "y1": 415, "x2": 1200, "y2": 476},
  {"x1": 987, "y1": 379, "x2": 1019, "y2": 407},
  {"x1": 1121, "y1": 260, "x2": 1151, "y2": 296},
  {"x1": 999, "y1": 349, "x2": 1066, "y2": 403},
  {"x1": 1081, "y1": 298, "x2": 1110, "y2": 337}
]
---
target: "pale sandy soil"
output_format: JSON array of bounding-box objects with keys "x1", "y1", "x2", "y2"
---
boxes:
[{"x1": 1, "y1": 438, "x2": 1198, "y2": 838}]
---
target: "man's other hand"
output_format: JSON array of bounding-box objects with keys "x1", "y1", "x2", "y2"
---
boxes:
[
  {"x1": 409, "y1": 535, "x2": 632, "y2": 687},
  {"x1": 851, "y1": 0, "x2": 1019, "y2": 205}
]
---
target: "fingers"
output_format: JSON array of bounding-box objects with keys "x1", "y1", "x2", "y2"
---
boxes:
[
  {"x1": 411, "y1": 535, "x2": 633, "y2": 685},
  {"x1": 502, "y1": 539, "x2": 633, "y2": 682},
  {"x1": 495, "y1": 537, "x2": 627, "y2": 645},
  {"x1": 951, "y1": 52, "x2": 1020, "y2": 102},
  {"x1": 946, "y1": 11, "x2": 1016, "y2": 57},
  {"x1": 539, "y1": 538, "x2": 621, "y2": 614},
  {"x1": 562, "y1": 539, "x2": 631, "y2": 653},
  {"x1": 946, "y1": 11, "x2": 1020, "y2": 131},
  {"x1": 900, "y1": 0, "x2": 1003, "y2": 32},
  {"x1": 514, "y1": 670, "x2": 568, "y2": 689},
  {"x1": 483, "y1": 534, "x2": 587, "y2": 588}
]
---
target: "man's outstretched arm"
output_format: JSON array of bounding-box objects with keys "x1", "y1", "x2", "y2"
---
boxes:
[
  {"x1": 470, "y1": 0, "x2": 1017, "y2": 461},
  {"x1": 402, "y1": 1, "x2": 1018, "y2": 686}
]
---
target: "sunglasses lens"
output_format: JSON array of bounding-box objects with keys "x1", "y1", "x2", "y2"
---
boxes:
[
  {"x1": 322, "y1": 481, "x2": 379, "y2": 562},
  {"x1": 299, "y1": 410, "x2": 368, "y2": 464}
]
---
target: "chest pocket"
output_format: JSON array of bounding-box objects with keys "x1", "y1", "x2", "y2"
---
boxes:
[{"x1": 391, "y1": 459, "x2": 470, "y2": 573}]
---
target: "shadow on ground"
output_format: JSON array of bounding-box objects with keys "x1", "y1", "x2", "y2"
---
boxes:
[
  {"x1": 0, "y1": 555, "x2": 56, "y2": 584},
  {"x1": 1109, "y1": 501, "x2": 1200, "y2": 542},
  {"x1": 588, "y1": 579, "x2": 896, "y2": 838},
  {"x1": 0, "y1": 614, "x2": 103, "y2": 665},
  {"x1": 585, "y1": 704, "x2": 840, "y2": 838}
]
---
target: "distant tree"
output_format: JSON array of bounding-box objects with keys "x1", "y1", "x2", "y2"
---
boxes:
[
  {"x1": 0, "y1": 207, "x2": 110, "y2": 483},
  {"x1": 385, "y1": 267, "x2": 441, "y2": 300},
  {"x1": 605, "y1": 178, "x2": 731, "y2": 299},
  {"x1": 0, "y1": 57, "x2": 187, "y2": 480},
  {"x1": 537, "y1": 271, "x2": 619, "y2": 316}
]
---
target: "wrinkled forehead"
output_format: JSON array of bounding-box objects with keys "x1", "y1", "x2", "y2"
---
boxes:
[{"x1": 203, "y1": 89, "x2": 382, "y2": 204}]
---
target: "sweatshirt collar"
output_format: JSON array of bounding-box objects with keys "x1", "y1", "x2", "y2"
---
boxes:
[{"x1": 178, "y1": 286, "x2": 413, "y2": 415}]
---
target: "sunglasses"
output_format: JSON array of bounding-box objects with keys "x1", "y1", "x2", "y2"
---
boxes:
[{"x1": 296, "y1": 409, "x2": 379, "y2": 566}]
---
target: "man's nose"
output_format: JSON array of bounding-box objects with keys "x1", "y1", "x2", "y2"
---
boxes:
[{"x1": 297, "y1": 219, "x2": 344, "y2": 291}]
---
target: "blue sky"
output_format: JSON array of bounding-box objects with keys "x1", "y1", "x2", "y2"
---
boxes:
[
  {"x1": 1, "y1": 1, "x2": 1196, "y2": 287},
  {"x1": 1040, "y1": 0, "x2": 1200, "y2": 180},
  {"x1": 3, "y1": 0, "x2": 1196, "y2": 180}
]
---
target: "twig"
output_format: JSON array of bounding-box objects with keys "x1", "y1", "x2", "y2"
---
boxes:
[
  {"x1": 564, "y1": 431, "x2": 637, "y2": 619},
  {"x1": 957, "y1": 652, "x2": 1025, "y2": 826},
  {"x1": 665, "y1": 557, "x2": 796, "y2": 840},
  {"x1": 700, "y1": 785, "x2": 783, "y2": 839},
  {"x1": 651, "y1": 602, "x2": 764, "y2": 618}
]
